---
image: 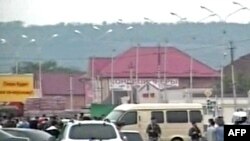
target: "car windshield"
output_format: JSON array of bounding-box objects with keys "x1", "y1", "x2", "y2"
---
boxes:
[
  {"x1": 121, "y1": 132, "x2": 143, "y2": 141},
  {"x1": 69, "y1": 124, "x2": 117, "y2": 139},
  {"x1": 106, "y1": 110, "x2": 125, "y2": 122}
]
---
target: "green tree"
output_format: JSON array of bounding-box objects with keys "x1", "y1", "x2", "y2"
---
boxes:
[
  {"x1": 223, "y1": 74, "x2": 250, "y2": 96},
  {"x1": 236, "y1": 73, "x2": 250, "y2": 95},
  {"x1": 12, "y1": 60, "x2": 82, "y2": 73}
]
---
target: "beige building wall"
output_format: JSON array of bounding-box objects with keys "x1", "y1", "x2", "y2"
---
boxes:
[{"x1": 43, "y1": 95, "x2": 86, "y2": 109}]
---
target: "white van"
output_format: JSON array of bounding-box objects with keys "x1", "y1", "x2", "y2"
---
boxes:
[{"x1": 106, "y1": 103, "x2": 204, "y2": 141}]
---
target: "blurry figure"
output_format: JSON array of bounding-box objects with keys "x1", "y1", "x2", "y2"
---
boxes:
[
  {"x1": 45, "y1": 120, "x2": 60, "y2": 138},
  {"x1": 79, "y1": 113, "x2": 84, "y2": 120},
  {"x1": 232, "y1": 110, "x2": 249, "y2": 125},
  {"x1": 3, "y1": 116, "x2": 16, "y2": 127},
  {"x1": 38, "y1": 114, "x2": 47, "y2": 129},
  {"x1": 146, "y1": 117, "x2": 161, "y2": 141},
  {"x1": 49, "y1": 115, "x2": 58, "y2": 125},
  {"x1": 57, "y1": 120, "x2": 65, "y2": 132},
  {"x1": 1, "y1": 115, "x2": 8, "y2": 126},
  {"x1": 17, "y1": 117, "x2": 30, "y2": 128},
  {"x1": 188, "y1": 122, "x2": 201, "y2": 141},
  {"x1": 39, "y1": 118, "x2": 50, "y2": 130},
  {"x1": 73, "y1": 114, "x2": 78, "y2": 120},
  {"x1": 206, "y1": 118, "x2": 216, "y2": 141},
  {"x1": 215, "y1": 116, "x2": 224, "y2": 141},
  {"x1": 29, "y1": 116, "x2": 39, "y2": 129}
]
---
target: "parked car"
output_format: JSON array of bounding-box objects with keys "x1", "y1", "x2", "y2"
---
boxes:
[
  {"x1": 0, "y1": 129, "x2": 29, "y2": 141},
  {"x1": 2, "y1": 128, "x2": 56, "y2": 141},
  {"x1": 120, "y1": 130, "x2": 143, "y2": 141},
  {"x1": 57, "y1": 120, "x2": 124, "y2": 141}
]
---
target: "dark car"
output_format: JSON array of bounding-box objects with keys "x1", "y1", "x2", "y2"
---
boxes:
[
  {"x1": 120, "y1": 130, "x2": 144, "y2": 141},
  {"x1": 0, "y1": 129, "x2": 29, "y2": 141},
  {"x1": 2, "y1": 128, "x2": 56, "y2": 141}
]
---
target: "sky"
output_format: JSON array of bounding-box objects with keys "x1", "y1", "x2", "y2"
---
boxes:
[{"x1": 0, "y1": 0, "x2": 250, "y2": 25}]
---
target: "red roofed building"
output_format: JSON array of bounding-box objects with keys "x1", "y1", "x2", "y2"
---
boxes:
[
  {"x1": 39, "y1": 72, "x2": 90, "y2": 109},
  {"x1": 89, "y1": 46, "x2": 220, "y2": 104}
]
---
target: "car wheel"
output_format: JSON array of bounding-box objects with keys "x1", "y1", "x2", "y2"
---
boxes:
[{"x1": 171, "y1": 138, "x2": 183, "y2": 141}]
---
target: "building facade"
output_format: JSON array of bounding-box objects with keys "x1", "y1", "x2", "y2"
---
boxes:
[{"x1": 88, "y1": 46, "x2": 220, "y2": 105}]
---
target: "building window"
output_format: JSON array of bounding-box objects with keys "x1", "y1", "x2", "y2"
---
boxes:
[
  {"x1": 151, "y1": 111, "x2": 164, "y2": 123},
  {"x1": 189, "y1": 110, "x2": 202, "y2": 123},
  {"x1": 150, "y1": 93, "x2": 155, "y2": 98},
  {"x1": 120, "y1": 111, "x2": 137, "y2": 125},
  {"x1": 166, "y1": 111, "x2": 188, "y2": 123},
  {"x1": 142, "y1": 93, "x2": 149, "y2": 98}
]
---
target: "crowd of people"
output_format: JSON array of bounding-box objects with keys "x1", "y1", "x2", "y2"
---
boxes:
[
  {"x1": 1, "y1": 111, "x2": 249, "y2": 141},
  {"x1": 145, "y1": 115, "x2": 237, "y2": 141},
  {"x1": 195, "y1": 112, "x2": 249, "y2": 141},
  {"x1": 205, "y1": 117, "x2": 225, "y2": 141},
  {"x1": 0, "y1": 113, "x2": 91, "y2": 138}
]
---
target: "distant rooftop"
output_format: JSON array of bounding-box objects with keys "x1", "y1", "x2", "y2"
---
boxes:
[{"x1": 90, "y1": 46, "x2": 219, "y2": 78}]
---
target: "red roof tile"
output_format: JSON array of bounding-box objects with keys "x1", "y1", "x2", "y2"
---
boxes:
[
  {"x1": 41, "y1": 73, "x2": 85, "y2": 95},
  {"x1": 89, "y1": 57, "x2": 111, "y2": 76},
  {"x1": 97, "y1": 46, "x2": 219, "y2": 78}
]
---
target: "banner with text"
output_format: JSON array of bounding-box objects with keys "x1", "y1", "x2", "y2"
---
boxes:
[
  {"x1": 109, "y1": 78, "x2": 179, "y2": 90},
  {"x1": 0, "y1": 74, "x2": 35, "y2": 102}
]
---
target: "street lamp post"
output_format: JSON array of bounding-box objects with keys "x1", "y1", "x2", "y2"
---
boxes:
[
  {"x1": 163, "y1": 42, "x2": 168, "y2": 102},
  {"x1": 220, "y1": 52, "x2": 227, "y2": 114},
  {"x1": 2, "y1": 35, "x2": 29, "y2": 74},
  {"x1": 170, "y1": 12, "x2": 187, "y2": 22},
  {"x1": 189, "y1": 57, "x2": 193, "y2": 103},
  {"x1": 128, "y1": 62, "x2": 134, "y2": 103},
  {"x1": 200, "y1": 6, "x2": 223, "y2": 21},
  {"x1": 201, "y1": 4, "x2": 248, "y2": 22},
  {"x1": 143, "y1": 17, "x2": 155, "y2": 23},
  {"x1": 124, "y1": 25, "x2": 136, "y2": 103},
  {"x1": 111, "y1": 48, "x2": 115, "y2": 105},
  {"x1": 92, "y1": 26, "x2": 114, "y2": 103},
  {"x1": 200, "y1": 4, "x2": 248, "y2": 110},
  {"x1": 29, "y1": 38, "x2": 42, "y2": 97},
  {"x1": 198, "y1": 14, "x2": 216, "y2": 22},
  {"x1": 69, "y1": 74, "x2": 73, "y2": 110},
  {"x1": 232, "y1": 1, "x2": 249, "y2": 10},
  {"x1": 15, "y1": 34, "x2": 29, "y2": 74},
  {"x1": 74, "y1": 28, "x2": 98, "y2": 103},
  {"x1": 225, "y1": 2, "x2": 249, "y2": 21},
  {"x1": 29, "y1": 38, "x2": 43, "y2": 98},
  {"x1": 31, "y1": 33, "x2": 58, "y2": 98}
]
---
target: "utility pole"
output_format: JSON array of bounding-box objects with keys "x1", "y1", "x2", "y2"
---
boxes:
[
  {"x1": 111, "y1": 49, "x2": 115, "y2": 105},
  {"x1": 69, "y1": 74, "x2": 73, "y2": 110},
  {"x1": 164, "y1": 44, "x2": 168, "y2": 102},
  {"x1": 91, "y1": 56, "x2": 96, "y2": 102},
  {"x1": 129, "y1": 66, "x2": 134, "y2": 103},
  {"x1": 189, "y1": 57, "x2": 193, "y2": 103},
  {"x1": 229, "y1": 41, "x2": 237, "y2": 110},
  {"x1": 157, "y1": 46, "x2": 161, "y2": 100}
]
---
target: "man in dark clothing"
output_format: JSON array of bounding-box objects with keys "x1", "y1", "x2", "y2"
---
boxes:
[
  {"x1": 189, "y1": 122, "x2": 201, "y2": 141},
  {"x1": 29, "y1": 116, "x2": 39, "y2": 129},
  {"x1": 3, "y1": 117, "x2": 16, "y2": 128},
  {"x1": 45, "y1": 120, "x2": 60, "y2": 138},
  {"x1": 146, "y1": 117, "x2": 161, "y2": 141}
]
